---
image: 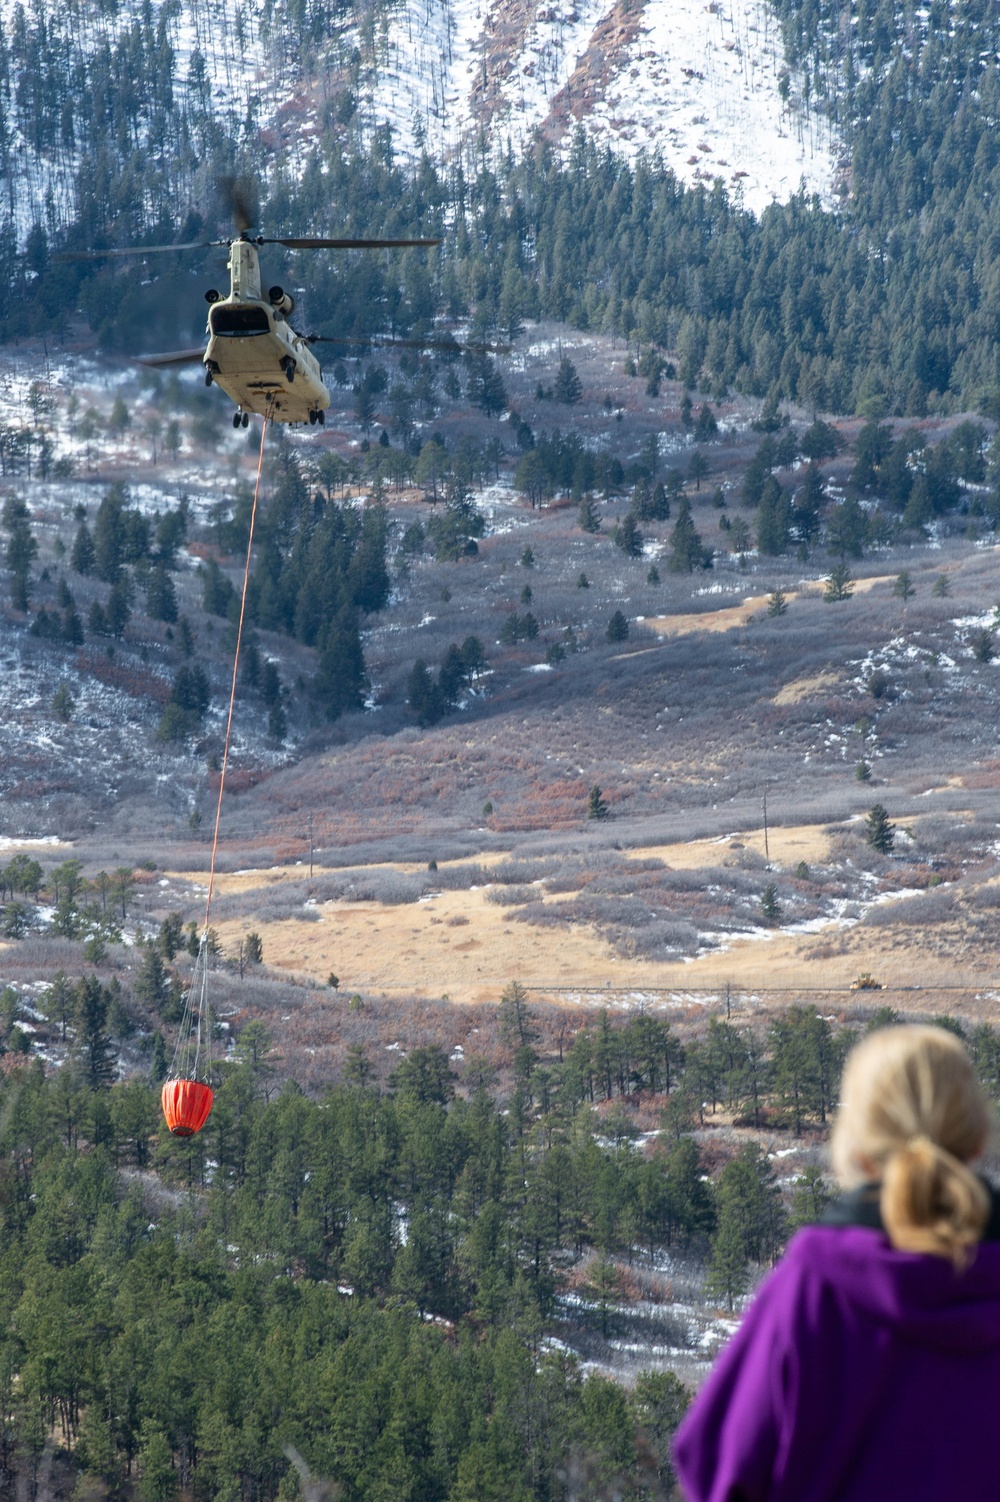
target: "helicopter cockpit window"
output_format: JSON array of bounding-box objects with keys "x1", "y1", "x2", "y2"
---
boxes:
[{"x1": 210, "y1": 306, "x2": 271, "y2": 336}]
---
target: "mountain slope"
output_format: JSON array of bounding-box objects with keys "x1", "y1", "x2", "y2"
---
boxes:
[
  {"x1": 366, "y1": 0, "x2": 840, "y2": 211},
  {"x1": 0, "y1": 0, "x2": 836, "y2": 244}
]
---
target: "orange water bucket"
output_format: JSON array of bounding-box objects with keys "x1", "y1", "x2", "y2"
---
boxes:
[{"x1": 161, "y1": 1078, "x2": 214, "y2": 1137}]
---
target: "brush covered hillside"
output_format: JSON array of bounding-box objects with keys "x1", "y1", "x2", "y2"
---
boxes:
[{"x1": 7, "y1": 311, "x2": 1000, "y2": 995}]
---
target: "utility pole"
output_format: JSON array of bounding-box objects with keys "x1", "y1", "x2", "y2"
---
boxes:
[{"x1": 308, "y1": 813, "x2": 314, "y2": 878}]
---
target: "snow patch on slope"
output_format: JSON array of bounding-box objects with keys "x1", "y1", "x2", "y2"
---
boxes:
[
  {"x1": 365, "y1": 0, "x2": 487, "y2": 158},
  {"x1": 365, "y1": 0, "x2": 837, "y2": 211},
  {"x1": 487, "y1": 0, "x2": 614, "y2": 142},
  {"x1": 581, "y1": 0, "x2": 838, "y2": 212}
]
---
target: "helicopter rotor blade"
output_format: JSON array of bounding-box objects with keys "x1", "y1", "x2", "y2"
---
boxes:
[
  {"x1": 137, "y1": 347, "x2": 207, "y2": 367},
  {"x1": 53, "y1": 241, "x2": 219, "y2": 262},
  {"x1": 219, "y1": 175, "x2": 258, "y2": 235},
  {"x1": 268, "y1": 236, "x2": 442, "y2": 250}
]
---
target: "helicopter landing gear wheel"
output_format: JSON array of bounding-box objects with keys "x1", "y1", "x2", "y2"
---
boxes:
[
  {"x1": 232, "y1": 411, "x2": 241, "y2": 429},
  {"x1": 318, "y1": 409, "x2": 325, "y2": 425},
  {"x1": 308, "y1": 409, "x2": 317, "y2": 425},
  {"x1": 205, "y1": 369, "x2": 213, "y2": 387},
  {"x1": 241, "y1": 411, "x2": 250, "y2": 428}
]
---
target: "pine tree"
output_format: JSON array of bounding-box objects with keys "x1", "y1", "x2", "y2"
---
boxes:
[
  {"x1": 62, "y1": 608, "x2": 84, "y2": 645},
  {"x1": 407, "y1": 660, "x2": 445, "y2": 726},
  {"x1": 466, "y1": 356, "x2": 507, "y2": 416},
  {"x1": 695, "y1": 403, "x2": 719, "y2": 440},
  {"x1": 315, "y1": 609, "x2": 366, "y2": 721},
  {"x1": 145, "y1": 565, "x2": 178, "y2": 623},
  {"x1": 827, "y1": 496, "x2": 867, "y2": 558},
  {"x1": 793, "y1": 463, "x2": 825, "y2": 543},
  {"x1": 93, "y1": 487, "x2": 126, "y2": 582},
  {"x1": 823, "y1": 564, "x2": 854, "y2": 602},
  {"x1": 688, "y1": 451, "x2": 709, "y2": 491},
  {"x1": 588, "y1": 785, "x2": 609, "y2": 820},
  {"x1": 971, "y1": 629, "x2": 996, "y2": 664},
  {"x1": 71, "y1": 521, "x2": 95, "y2": 575},
  {"x1": 667, "y1": 498, "x2": 712, "y2": 572},
  {"x1": 354, "y1": 384, "x2": 376, "y2": 432},
  {"x1": 760, "y1": 883, "x2": 782, "y2": 924},
  {"x1": 202, "y1": 558, "x2": 235, "y2": 616},
  {"x1": 578, "y1": 494, "x2": 600, "y2": 533},
  {"x1": 6, "y1": 509, "x2": 36, "y2": 610},
  {"x1": 137, "y1": 1422, "x2": 175, "y2": 1502},
  {"x1": 498, "y1": 980, "x2": 537, "y2": 1050},
  {"x1": 866, "y1": 803, "x2": 895, "y2": 854},
  {"x1": 150, "y1": 1030, "x2": 168, "y2": 1082},
  {"x1": 268, "y1": 700, "x2": 287, "y2": 741},
  {"x1": 892, "y1": 570, "x2": 915, "y2": 601},
  {"x1": 107, "y1": 574, "x2": 132, "y2": 638},
  {"x1": 158, "y1": 913, "x2": 184, "y2": 960},
  {"x1": 612, "y1": 513, "x2": 643, "y2": 557},
  {"x1": 74, "y1": 975, "x2": 117, "y2": 1089},
  {"x1": 766, "y1": 588, "x2": 788, "y2": 616},
  {"x1": 553, "y1": 357, "x2": 582, "y2": 405},
  {"x1": 756, "y1": 476, "x2": 790, "y2": 555},
  {"x1": 108, "y1": 395, "x2": 131, "y2": 436},
  {"x1": 789, "y1": 1166, "x2": 832, "y2": 1229},
  {"x1": 606, "y1": 610, "x2": 629, "y2": 642},
  {"x1": 134, "y1": 946, "x2": 168, "y2": 1014},
  {"x1": 705, "y1": 1199, "x2": 749, "y2": 1311},
  {"x1": 43, "y1": 971, "x2": 75, "y2": 1041}
]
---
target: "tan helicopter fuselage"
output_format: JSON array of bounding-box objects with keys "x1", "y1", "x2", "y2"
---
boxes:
[{"x1": 204, "y1": 240, "x2": 330, "y2": 423}]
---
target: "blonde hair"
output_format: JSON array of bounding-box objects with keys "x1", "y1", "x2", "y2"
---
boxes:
[{"x1": 830, "y1": 1025, "x2": 992, "y2": 1269}]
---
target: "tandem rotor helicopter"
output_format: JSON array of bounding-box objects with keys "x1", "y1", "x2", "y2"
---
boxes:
[{"x1": 59, "y1": 180, "x2": 442, "y2": 429}]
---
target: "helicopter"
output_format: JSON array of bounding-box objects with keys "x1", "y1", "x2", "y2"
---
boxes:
[{"x1": 58, "y1": 184, "x2": 441, "y2": 428}]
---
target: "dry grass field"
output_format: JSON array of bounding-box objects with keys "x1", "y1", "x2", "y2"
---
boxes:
[{"x1": 195, "y1": 812, "x2": 1000, "y2": 1013}]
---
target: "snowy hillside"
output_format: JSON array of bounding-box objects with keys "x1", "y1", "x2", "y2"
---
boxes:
[
  {"x1": 0, "y1": 0, "x2": 283, "y2": 243},
  {"x1": 367, "y1": 0, "x2": 840, "y2": 212},
  {"x1": 0, "y1": 0, "x2": 840, "y2": 242}
]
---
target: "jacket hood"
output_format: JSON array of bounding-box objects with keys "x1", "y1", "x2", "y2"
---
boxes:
[{"x1": 788, "y1": 1224, "x2": 1000, "y2": 1356}]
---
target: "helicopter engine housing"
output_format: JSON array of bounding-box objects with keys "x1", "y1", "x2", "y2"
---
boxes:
[{"x1": 268, "y1": 286, "x2": 295, "y2": 317}]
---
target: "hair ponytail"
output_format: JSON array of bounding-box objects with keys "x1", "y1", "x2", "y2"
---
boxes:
[
  {"x1": 881, "y1": 1133, "x2": 989, "y2": 1270},
  {"x1": 832, "y1": 1025, "x2": 993, "y2": 1270}
]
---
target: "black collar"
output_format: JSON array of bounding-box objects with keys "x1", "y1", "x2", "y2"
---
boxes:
[{"x1": 822, "y1": 1180, "x2": 1000, "y2": 1241}]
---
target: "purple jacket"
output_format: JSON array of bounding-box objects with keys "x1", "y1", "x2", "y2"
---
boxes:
[{"x1": 674, "y1": 1223, "x2": 1000, "y2": 1500}]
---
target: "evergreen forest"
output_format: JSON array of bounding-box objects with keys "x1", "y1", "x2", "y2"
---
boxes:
[{"x1": 3, "y1": 964, "x2": 1000, "y2": 1497}]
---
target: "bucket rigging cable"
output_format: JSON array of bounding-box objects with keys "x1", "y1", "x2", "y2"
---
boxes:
[{"x1": 163, "y1": 401, "x2": 273, "y2": 1136}]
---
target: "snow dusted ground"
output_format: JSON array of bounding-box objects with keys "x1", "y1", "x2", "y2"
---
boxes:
[
  {"x1": 0, "y1": 0, "x2": 275, "y2": 244},
  {"x1": 365, "y1": 0, "x2": 490, "y2": 157},
  {"x1": 579, "y1": 0, "x2": 839, "y2": 212},
  {"x1": 368, "y1": 0, "x2": 840, "y2": 212}
]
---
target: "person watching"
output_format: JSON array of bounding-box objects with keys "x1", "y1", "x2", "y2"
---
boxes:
[{"x1": 674, "y1": 1024, "x2": 1000, "y2": 1501}]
